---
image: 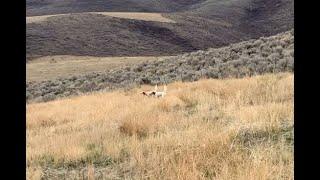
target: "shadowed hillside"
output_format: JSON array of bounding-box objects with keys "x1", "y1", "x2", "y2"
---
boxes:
[
  {"x1": 26, "y1": 30, "x2": 294, "y2": 102},
  {"x1": 27, "y1": 0, "x2": 207, "y2": 16},
  {"x1": 26, "y1": 12, "x2": 244, "y2": 60},
  {"x1": 182, "y1": 0, "x2": 293, "y2": 36},
  {"x1": 26, "y1": 0, "x2": 293, "y2": 61},
  {"x1": 26, "y1": 14, "x2": 198, "y2": 60}
]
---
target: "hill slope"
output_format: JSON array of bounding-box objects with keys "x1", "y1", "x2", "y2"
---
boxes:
[
  {"x1": 26, "y1": 0, "x2": 206, "y2": 16},
  {"x1": 26, "y1": 30, "x2": 294, "y2": 102},
  {"x1": 27, "y1": 73, "x2": 293, "y2": 179},
  {"x1": 26, "y1": 0, "x2": 293, "y2": 60}
]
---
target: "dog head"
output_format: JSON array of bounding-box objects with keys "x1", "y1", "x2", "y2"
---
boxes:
[{"x1": 141, "y1": 91, "x2": 156, "y2": 96}]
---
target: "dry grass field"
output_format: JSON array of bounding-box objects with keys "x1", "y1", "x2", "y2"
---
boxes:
[
  {"x1": 27, "y1": 56, "x2": 167, "y2": 82},
  {"x1": 26, "y1": 12, "x2": 175, "y2": 24},
  {"x1": 27, "y1": 73, "x2": 293, "y2": 179}
]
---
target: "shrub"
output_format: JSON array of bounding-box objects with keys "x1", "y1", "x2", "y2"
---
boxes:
[
  {"x1": 42, "y1": 93, "x2": 55, "y2": 102},
  {"x1": 119, "y1": 114, "x2": 159, "y2": 138}
]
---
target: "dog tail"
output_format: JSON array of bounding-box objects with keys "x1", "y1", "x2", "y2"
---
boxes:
[
  {"x1": 154, "y1": 84, "x2": 158, "y2": 92},
  {"x1": 164, "y1": 85, "x2": 167, "y2": 93}
]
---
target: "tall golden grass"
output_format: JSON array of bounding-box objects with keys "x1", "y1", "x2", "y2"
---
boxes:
[{"x1": 27, "y1": 73, "x2": 293, "y2": 179}]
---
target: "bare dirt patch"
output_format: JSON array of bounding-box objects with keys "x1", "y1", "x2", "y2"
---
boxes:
[
  {"x1": 94, "y1": 12, "x2": 175, "y2": 23},
  {"x1": 26, "y1": 12, "x2": 175, "y2": 24}
]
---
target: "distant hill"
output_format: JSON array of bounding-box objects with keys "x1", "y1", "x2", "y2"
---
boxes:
[
  {"x1": 26, "y1": 12, "x2": 241, "y2": 60},
  {"x1": 26, "y1": 0, "x2": 293, "y2": 61},
  {"x1": 27, "y1": 30, "x2": 294, "y2": 102},
  {"x1": 26, "y1": 0, "x2": 206, "y2": 16}
]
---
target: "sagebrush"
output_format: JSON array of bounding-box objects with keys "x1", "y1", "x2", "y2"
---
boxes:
[{"x1": 27, "y1": 30, "x2": 293, "y2": 103}]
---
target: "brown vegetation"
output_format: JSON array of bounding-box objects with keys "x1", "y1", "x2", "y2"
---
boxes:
[{"x1": 27, "y1": 73, "x2": 293, "y2": 179}]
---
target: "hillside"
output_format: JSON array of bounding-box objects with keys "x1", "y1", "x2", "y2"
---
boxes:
[
  {"x1": 27, "y1": 73, "x2": 293, "y2": 179},
  {"x1": 26, "y1": 30, "x2": 294, "y2": 102},
  {"x1": 26, "y1": 0, "x2": 293, "y2": 61},
  {"x1": 26, "y1": 13, "x2": 197, "y2": 60},
  {"x1": 26, "y1": 0, "x2": 206, "y2": 16}
]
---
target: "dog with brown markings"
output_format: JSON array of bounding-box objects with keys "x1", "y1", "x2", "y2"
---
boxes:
[
  {"x1": 141, "y1": 84, "x2": 167, "y2": 98},
  {"x1": 140, "y1": 85, "x2": 157, "y2": 97}
]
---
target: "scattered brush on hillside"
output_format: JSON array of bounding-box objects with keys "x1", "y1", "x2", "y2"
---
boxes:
[
  {"x1": 27, "y1": 0, "x2": 293, "y2": 61},
  {"x1": 26, "y1": 30, "x2": 293, "y2": 102},
  {"x1": 27, "y1": 73, "x2": 293, "y2": 179},
  {"x1": 26, "y1": 0, "x2": 208, "y2": 16},
  {"x1": 26, "y1": 13, "x2": 197, "y2": 61}
]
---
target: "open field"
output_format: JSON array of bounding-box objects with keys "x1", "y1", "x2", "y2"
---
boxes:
[
  {"x1": 27, "y1": 73, "x2": 293, "y2": 179},
  {"x1": 26, "y1": 12, "x2": 175, "y2": 24},
  {"x1": 27, "y1": 56, "x2": 168, "y2": 82}
]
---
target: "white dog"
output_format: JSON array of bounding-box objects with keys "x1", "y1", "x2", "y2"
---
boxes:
[
  {"x1": 141, "y1": 84, "x2": 167, "y2": 98},
  {"x1": 154, "y1": 85, "x2": 167, "y2": 98}
]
